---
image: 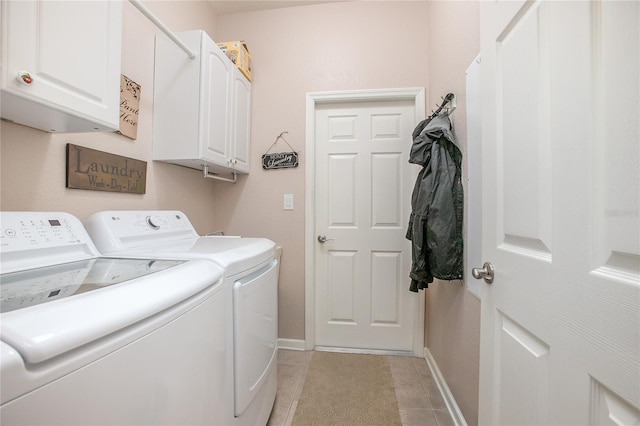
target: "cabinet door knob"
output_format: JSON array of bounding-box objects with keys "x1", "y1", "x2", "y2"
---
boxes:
[{"x1": 17, "y1": 71, "x2": 33, "y2": 85}]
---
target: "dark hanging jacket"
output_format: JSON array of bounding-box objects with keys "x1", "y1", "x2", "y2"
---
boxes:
[{"x1": 406, "y1": 113, "x2": 463, "y2": 292}]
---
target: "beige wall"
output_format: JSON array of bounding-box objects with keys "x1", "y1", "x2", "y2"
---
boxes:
[
  {"x1": 214, "y1": 1, "x2": 431, "y2": 341},
  {"x1": 215, "y1": 3, "x2": 481, "y2": 424},
  {"x1": 0, "y1": 1, "x2": 222, "y2": 233},
  {"x1": 426, "y1": 2, "x2": 481, "y2": 425}
]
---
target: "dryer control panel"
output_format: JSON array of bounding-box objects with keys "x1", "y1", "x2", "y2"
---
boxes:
[{"x1": 85, "y1": 210, "x2": 198, "y2": 253}]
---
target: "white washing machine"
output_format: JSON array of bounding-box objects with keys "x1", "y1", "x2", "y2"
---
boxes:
[
  {"x1": 0, "y1": 212, "x2": 229, "y2": 425},
  {"x1": 85, "y1": 210, "x2": 278, "y2": 426}
]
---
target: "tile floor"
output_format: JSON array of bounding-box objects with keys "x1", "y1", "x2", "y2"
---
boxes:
[{"x1": 268, "y1": 349, "x2": 456, "y2": 426}]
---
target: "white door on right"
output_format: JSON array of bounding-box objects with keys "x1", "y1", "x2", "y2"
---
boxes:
[{"x1": 479, "y1": 1, "x2": 639, "y2": 425}]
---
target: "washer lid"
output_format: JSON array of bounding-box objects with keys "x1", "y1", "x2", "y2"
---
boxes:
[
  {"x1": 0, "y1": 258, "x2": 223, "y2": 364},
  {"x1": 1, "y1": 257, "x2": 186, "y2": 313}
]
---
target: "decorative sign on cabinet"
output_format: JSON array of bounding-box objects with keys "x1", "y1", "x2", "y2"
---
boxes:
[
  {"x1": 0, "y1": 0, "x2": 122, "y2": 133},
  {"x1": 118, "y1": 75, "x2": 141, "y2": 140},
  {"x1": 153, "y1": 30, "x2": 252, "y2": 180}
]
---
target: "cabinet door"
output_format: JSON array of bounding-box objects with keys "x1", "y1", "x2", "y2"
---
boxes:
[
  {"x1": 201, "y1": 36, "x2": 233, "y2": 167},
  {"x1": 1, "y1": 0, "x2": 121, "y2": 132},
  {"x1": 230, "y1": 69, "x2": 251, "y2": 173}
]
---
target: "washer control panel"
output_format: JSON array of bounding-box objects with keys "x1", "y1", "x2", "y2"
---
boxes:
[
  {"x1": 0, "y1": 212, "x2": 98, "y2": 273},
  {"x1": 1, "y1": 212, "x2": 90, "y2": 252}
]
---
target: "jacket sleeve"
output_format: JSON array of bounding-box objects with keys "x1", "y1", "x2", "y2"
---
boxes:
[{"x1": 407, "y1": 211, "x2": 434, "y2": 292}]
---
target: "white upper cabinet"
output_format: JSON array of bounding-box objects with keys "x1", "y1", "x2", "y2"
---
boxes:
[
  {"x1": 230, "y1": 68, "x2": 251, "y2": 173},
  {"x1": 1, "y1": 0, "x2": 122, "y2": 133},
  {"x1": 153, "y1": 30, "x2": 252, "y2": 176}
]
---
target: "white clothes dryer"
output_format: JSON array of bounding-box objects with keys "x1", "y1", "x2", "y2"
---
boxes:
[
  {"x1": 85, "y1": 210, "x2": 278, "y2": 426},
  {"x1": 0, "y1": 212, "x2": 229, "y2": 425}
]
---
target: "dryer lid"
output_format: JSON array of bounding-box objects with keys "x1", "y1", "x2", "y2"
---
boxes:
[
  {"x1": 186, "y1": 237, "x2": 276, "y2": 276},
  {"x1": 102, "y1": 237, "x2": 276, "y2": 277}
]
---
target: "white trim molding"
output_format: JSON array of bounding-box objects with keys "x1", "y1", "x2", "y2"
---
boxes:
[
  {"x1": 424, "y1": 347, "x2": 468, "y2": 426},
  {"x1": 277, "y1": 338, "x2": 306, "y2": 351},
  {"x1": 305, "y1": 88, "x2": 426, "y2": 356}
]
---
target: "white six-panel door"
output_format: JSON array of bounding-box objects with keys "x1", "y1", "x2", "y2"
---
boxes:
[
  {"x1": 312, "y1": 96, "x2": 420, "y2": 352},
  {"x1": 479, "y1": 1, "x2": 639, "y2": 424}
]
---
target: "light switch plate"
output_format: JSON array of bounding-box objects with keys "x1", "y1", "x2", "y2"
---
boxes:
[{"x1": 284, "y1": 193, "x2": 294, "y2": 210}]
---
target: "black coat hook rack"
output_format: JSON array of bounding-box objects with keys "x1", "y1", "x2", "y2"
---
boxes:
[{"x1": 429, "y1": 92, "x2": 456, "y2": 119}]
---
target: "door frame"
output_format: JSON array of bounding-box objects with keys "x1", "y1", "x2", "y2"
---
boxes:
[{"x1": 304, "y1": 88, "x2": 426, "y2": 356}]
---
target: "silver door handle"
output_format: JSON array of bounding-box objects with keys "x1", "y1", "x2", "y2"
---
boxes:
[
  {"x1": 317, "y1": 235, "x2": 334, "y2": 243},
  {"x1": 472, "y1": 262, "x2": 494, "y2": 284}
]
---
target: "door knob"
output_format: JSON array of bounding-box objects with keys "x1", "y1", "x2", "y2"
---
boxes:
[
  {"x1": 472, "y1": 262, "x2": 494, "y2": 284},
  {"x1": 317, "y1": 235, "x2": 334, "y2": 243}
]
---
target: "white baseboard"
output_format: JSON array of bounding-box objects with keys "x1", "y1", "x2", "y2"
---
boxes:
[
  {"x1": 424, "y1": 347, "x2": 468, "y2": 426},
  {"x1": 277, "y1": 338, "x2": 306, "y2": 351}
]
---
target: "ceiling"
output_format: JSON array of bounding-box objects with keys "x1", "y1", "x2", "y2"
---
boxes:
[{"x1": 207, "y1": 1, "x2": 347, "y2": 16}]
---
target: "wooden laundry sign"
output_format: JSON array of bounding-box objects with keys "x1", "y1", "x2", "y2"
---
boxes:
[
  {"x1": 66, "y1": 144, "x2": 147, "y2": 194},
  {"x1": 262, "y1": 152, "x2": 298, "y2": 169}
]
